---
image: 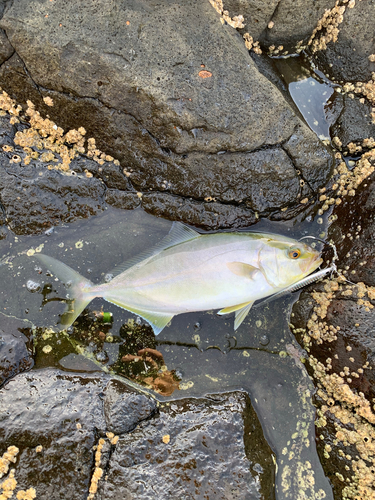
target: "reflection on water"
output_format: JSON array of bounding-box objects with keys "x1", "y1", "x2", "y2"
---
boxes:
[
  {"x1": 0, "y1": 207, "x2": 334, "y2": 499},
  {"x1": 274, "y1": 56, "x2": 340, "y2": 142}
]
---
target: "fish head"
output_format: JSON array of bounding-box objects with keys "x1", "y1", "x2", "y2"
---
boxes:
[{"x1": 258, "y1": 237, "x2": 323, "y2": 288}]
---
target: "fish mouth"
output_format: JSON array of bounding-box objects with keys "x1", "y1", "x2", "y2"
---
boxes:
[{"x1": 301, "y1": 254, "x2": 323, "y2": 274}]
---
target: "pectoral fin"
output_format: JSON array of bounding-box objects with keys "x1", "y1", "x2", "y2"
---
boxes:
[
  {"x1": 104, "y1": 298, "x2": 173, "y2": 335},
  {"x1": 234, "y1": 301, "x2": 254, "y2": 330},
  {"x1": 227, "y1": 262, "x2": 259, "y2": 279}
]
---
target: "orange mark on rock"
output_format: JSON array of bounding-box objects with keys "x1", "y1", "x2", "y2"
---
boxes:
[
  {"x1": 126, "y1": 20, "x2": 130, "y2": 25},
  {"x1": 198, "y1": 70, "x2": 212, "y2": 79}
]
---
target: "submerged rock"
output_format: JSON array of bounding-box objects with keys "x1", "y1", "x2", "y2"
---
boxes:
[{"x1": 0, "y1": 314, "x2": 33, "y2": 387}]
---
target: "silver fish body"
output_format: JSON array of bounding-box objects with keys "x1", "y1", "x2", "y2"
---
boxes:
[{"x1": 35, "y1": 222, "x2": 322, "y2": 334}]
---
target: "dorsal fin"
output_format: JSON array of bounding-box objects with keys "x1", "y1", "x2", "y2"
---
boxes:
[{"x1": 108, "y1": 222, "x2": 200, "y2": 278}]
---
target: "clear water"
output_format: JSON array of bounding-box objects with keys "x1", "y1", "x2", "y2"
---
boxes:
[{"x1": 0, "y1": 204, "x2": 334, "y2": 499}]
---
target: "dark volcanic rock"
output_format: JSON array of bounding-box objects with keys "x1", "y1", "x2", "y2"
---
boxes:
[
  {"x1": 291, "y1": 172, "x2": 375, "y2": 497},
  {"x1": 259, "y1": 0, "x2": 337, "y2": 50},
  {"x1": 104, "y1": 379, "x2": 157, "y2": 435},
  {"x1": 0, "y1": 0, "x2": 334, "y2": 220},
  {"x1": 0, "y1": 369, "x2": 274, "y2": 499},
  {"x1": 0, "y1": 369, "x2": 109, "y2": 500},
  {"x1": 105, "y1": 189, "x2": 141, "y2": 210},
  {"x1": 0, "y1": 314, "x2": 33, "y2": 387},
  {"x1": 98, "y1": 392, "x2": 273, "y2": 500},
  {"x1": 0, "y1": 114, "x2": 15, "y2": 145},
  {"x1": 311, "y1": 0, "x2": 375, "y2": 83},
  {"x1": 141, "y1": 192, "x2": 258, "y2": 229},
  {"x1": 0, "y1": 152, "x2": 106, "y2": 234},
  {"x1": 329, "y1": 171, "x2": 375, "y2": 287},
  {"x1": 330, "y1": 95, "x2": 375, "y2": 152}
]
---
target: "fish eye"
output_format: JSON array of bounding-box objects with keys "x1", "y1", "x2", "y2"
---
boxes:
[{"x1": 288, "y1": 248, "x2": 301, "y2": 259}]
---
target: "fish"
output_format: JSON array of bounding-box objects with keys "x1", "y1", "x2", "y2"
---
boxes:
[{"x1": 35, "y1": 222, "x2": 322, "y2": 334}]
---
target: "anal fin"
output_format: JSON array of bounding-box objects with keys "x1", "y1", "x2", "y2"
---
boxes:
[
  {"x1": 217, "y1": 301, "x2": 254, "y2": 330},
  {"x1": 234, "y1": 301, "x2": 254, "y2": 330},
  {"x1": 104, "y1": 298, "x2": 173, "y2": 335},
  {"x1": 218, "y1": 301, "x2": 253, "y2": 315}
]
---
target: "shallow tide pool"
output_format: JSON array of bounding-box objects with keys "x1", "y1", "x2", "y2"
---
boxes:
[{"x1": 0, "y1": 202, "x2": 335, "y2": 499}]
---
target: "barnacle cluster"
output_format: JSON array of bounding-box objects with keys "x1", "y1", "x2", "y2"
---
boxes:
[
  {"x1": 88, "y1": 432, "x2": 119, "y2": 500},
  {"x1": 0, "y1": 446, "x2": 36, "y2": 500},
  {"x1": 208, "y1": 0, "x2": 245, "y2": 29},
  {"x1": 307, "y1": 0, "x2": 347, "y2": 53},
  {"x1": 0, "y1": 90, "x2": 120, "y2": 174},
  {"x1": 315, "y1": 148, "x2": 375, "y2": 216},
  {"x1": 291, "y1": 277, "x2": 375, "y2": 499}
]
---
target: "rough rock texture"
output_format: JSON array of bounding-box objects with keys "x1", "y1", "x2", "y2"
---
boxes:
[
  {"x1": 311, "y1": 0, "x2": 375, "y2": 83},
  {"x1": 104, "y1": 379, "x2": 157, "y2": 435},
  {"x1": 330, "y1": 95, "x2": 375, "y2": 150},
  {"x1": 328, "y1": 171, "x2": 375, "y2": 287},
  {"x1": 0, "y1": 0, "x2": 334, "y2": 222},
  {"x1": 98, "y1": 392, "x2": 273, "y2": 500},
  {"x1": 0, "y1": 369, "x2": 109, "y2": 500},
  {"x1": 291, "y1": 173, "x2": 375, "y2": 497},
  {"x1": 259, "y1": 0, "x2": 337, "y2": 50},
  {"x1": 0, "y1": 314, "x2": 32, "y2": 387},
  {"x1": 213, "y1": 0, "x2": 337, "y2": 50},
  {"x1": 141, "y1": 192, "x2": 258, "y2": 229},
  {"x1": 0, "y1": 369, "x2": 273, "y2": 500},
  {"x1": 0, "y1": 150, "x2": 106, "y2": 234}
]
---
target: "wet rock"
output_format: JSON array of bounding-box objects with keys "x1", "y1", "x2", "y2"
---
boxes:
[
  {"x1": 328, "y1": 171, "x2": 375, "y2": 286},
  {"x1": 0, "y1": 369, "x2": 109, "y2": 499},
  {"x1": 330, "y1": 95, "x2": 375, "y2": 152},
  {"x1": 0, "y1": 0, "x2": 334, "y2": 220},
  {"x1": 0, "y1": 28, "x2": 12, "y2": 64},
  {"x1": 311, "y1": 0, "x2": 375, "y2": 83},
  {"x1": 0, "y1": 369, "x2": 275, "y2": 499},
  {"x1": 0, "y1": 114, "x2": 15, "y2": 145},
  {"x1": 105, "y1": 190, "x2": 141, "y2": 210},
  {"x1": 291, "y1": 172, "x2": 375, "y2": 498},
  {"x1": 71, "y1": 157, "x2": 130, "y2": 191},
  {"x1": 0, "y1": 314, "x2": 32, "y2": 387},
  {"x1": 259, "y1": 0, "x2": 337, "y2": 51},
  {"x1": 98, "y1": 392, "x2": 273, "y2": 500},
  {"x1": 104, "y1": 379, "x2": 157, "y2": 435},
  {"x1": 283, "y1": 123, "x2": 334, "y2": 191},
  {"x1": 0, "y1": 151, "x2": 106, "y2": 234},
  {"x1": 141, "y1": 192, "x2": 257, "y2": 230}
]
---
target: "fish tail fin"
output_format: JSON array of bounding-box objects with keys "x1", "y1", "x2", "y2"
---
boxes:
[{"x1": 35, "y1": 254, "x2": 95, "y2": 330}]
